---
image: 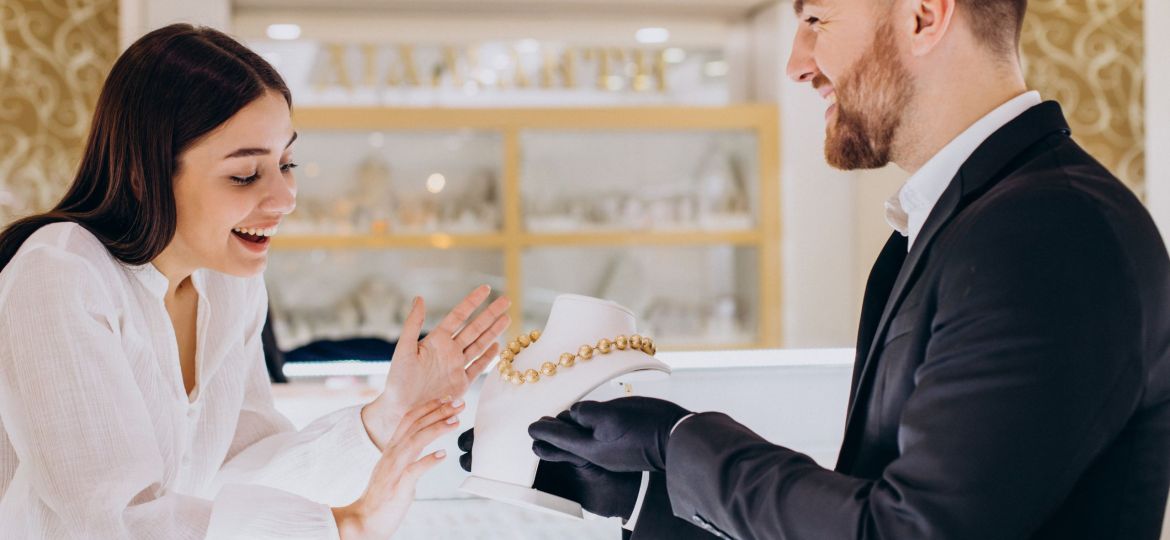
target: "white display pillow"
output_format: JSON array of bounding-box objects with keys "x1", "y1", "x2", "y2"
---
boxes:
[{"x1": 460, "y1": 294, "x2": 671, "y2": 518}]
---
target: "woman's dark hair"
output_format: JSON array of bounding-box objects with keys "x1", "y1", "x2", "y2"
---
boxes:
[{"x1": 0, "y1": 24, "x2": 291, "y2": 272}]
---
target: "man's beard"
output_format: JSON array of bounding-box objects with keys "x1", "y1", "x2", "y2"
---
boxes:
[{"x1": 822, "y1": 23, "x2": 914, "y2": 170}]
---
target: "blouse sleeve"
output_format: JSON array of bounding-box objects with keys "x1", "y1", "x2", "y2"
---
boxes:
[
  {"x1": 0, "y1": 246, "x2": 341, "y2": 539},
  {"x1": 208, "y1": 277, "x2": 382, "y2": 510}
]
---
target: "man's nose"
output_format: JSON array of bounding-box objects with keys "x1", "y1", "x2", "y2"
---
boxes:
[{"x1": 786, "y1": 27, "x2": 819, "y2": 83}]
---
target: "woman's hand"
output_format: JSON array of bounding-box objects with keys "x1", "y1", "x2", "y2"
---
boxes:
[
  {"x1": 364, "y1": 285, "x2": 509, "y2": 446},
  {"x1": 334, "y1": 399, "x2": 464, "y2": 540}
]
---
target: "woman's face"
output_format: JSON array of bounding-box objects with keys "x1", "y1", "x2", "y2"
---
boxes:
[{"x1": 169, "y1": 91, "x2": 297, "y2": 278}]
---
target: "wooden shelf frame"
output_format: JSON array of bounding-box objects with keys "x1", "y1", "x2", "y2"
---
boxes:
[
  {"x1": 282, "y1": 105, "x2": 782, "y2": 349},
  {"x1": 270, "y1": 230, "x2": 763, "y2": 249}
]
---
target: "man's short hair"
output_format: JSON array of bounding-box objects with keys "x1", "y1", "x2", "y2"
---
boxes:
[
  {"x1": 792, "y1": 0, "x2": 1027, "y2": 58},
  {"x1": 959, "y1": 0, "x2": 1028, "y2": 57}
]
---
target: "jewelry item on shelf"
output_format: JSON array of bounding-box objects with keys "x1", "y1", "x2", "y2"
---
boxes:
[{"x1": 496, "y1": 329, "x2": 657, "y2": 386}]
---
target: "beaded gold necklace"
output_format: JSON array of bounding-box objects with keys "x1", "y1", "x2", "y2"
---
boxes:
[{"x1": 497, "y1": 330, "x2": 657, "y2": 386}]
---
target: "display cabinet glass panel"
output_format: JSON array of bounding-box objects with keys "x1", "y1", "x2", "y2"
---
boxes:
[
  {"x1": 268, "y1": 105, "x2": 780, "y2": 359},
  {"x1": 521, "y1": 130, "x2": 758, "y2": 234},
  {"x1": 283, "y1": 130, "x2": 503, "y2": 236},
  {"x1": 522, "y1": 245, "x2": 759, "y2": 349},
  {"x1": 265, "y1": 248, "x2": 504, "y2": 357}
]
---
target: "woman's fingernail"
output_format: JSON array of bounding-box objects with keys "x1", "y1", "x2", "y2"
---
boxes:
[
  {"x1": 452, "y1": 399, "x2": 464, "y2": 408},
  {"x1": 446, "y1": 416, "x2": 460, "y2": 424},
  {"x1": 435, "y1": 450, "x2": 447, "y2": 458}
]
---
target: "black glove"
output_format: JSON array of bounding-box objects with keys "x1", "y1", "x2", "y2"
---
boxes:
[
  {"x1": 528, "y1": 397, "x2": 690, "y2": 473},
  {"x1": 458, "y1": 421, "x2": 643, "y2": 520}
]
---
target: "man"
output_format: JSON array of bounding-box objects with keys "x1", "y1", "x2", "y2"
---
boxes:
[{"x1": 462, "y1": 0, "x2": 1170, "y2": 537}]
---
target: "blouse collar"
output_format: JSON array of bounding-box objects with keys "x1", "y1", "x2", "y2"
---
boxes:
[{"x1": 123, "y1": 261, "x2": 207, "y2": 300}]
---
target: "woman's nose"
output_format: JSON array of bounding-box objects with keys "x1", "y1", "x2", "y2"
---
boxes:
[{"x1": 261, "y1": 170, "x2": 297, "y2": 215}]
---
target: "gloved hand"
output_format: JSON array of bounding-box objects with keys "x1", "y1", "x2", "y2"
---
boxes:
[
  {"x1": 528, "y1": 397, "x2": 690, "y2": 473},
  {"x1": 458, "y1": 420, "x2": 643, "y2": 520}
]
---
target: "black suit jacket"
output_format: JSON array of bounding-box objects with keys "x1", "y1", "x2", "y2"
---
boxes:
[{"x1": 632, "y1": 102, "x2": 1170, "y2": 539}]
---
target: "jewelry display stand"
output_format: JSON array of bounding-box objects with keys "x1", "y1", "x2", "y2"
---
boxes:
[{"x1": 459, "y1": 294, "x2": 671, "y2": 518}]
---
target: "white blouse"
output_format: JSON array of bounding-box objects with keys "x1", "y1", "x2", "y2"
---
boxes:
[{"x1": 0, "y1": 222, "x2": 381, "y2": 539}]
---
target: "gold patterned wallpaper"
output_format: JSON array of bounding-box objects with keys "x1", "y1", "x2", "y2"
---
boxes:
[
  {"x1": 1021, "y1": 0, "x2": 1145, "y2": 197},
  {"x1": 0, "y1": 0, "x2": 118, "y2": 224}
]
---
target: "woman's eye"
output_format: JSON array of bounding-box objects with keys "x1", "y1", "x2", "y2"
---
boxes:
[
  {"x1": 804, "y1": 16, "x2": 821, "y2": 27},
  {"x1": 231, "y1": 173, "x2": 259, "y2": 186},
  {"x1": 280, "y1": 162, "x2": 298, "y2": 173}
]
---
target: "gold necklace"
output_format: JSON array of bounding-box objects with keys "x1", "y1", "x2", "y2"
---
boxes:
[{"x1": 497, "y1": 330, "x2": 657, "y2": 386}]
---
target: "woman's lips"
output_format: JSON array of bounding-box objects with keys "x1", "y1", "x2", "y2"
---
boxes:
[{"x1": 232, "y1": 229, "x2": 271, "y2": 252}]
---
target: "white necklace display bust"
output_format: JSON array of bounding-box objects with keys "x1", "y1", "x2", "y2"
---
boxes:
[{"x1": 460, "y1": 294, "x2": 671, "y2": 517}]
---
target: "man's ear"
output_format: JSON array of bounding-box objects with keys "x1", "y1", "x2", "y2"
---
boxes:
[{"x1": 908, "y1": 0, "x2": 957, "y2": 57}]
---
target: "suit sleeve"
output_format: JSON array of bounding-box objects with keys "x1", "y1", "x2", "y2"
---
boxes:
[
  {"x1": 629, "y1": 473, "x2": 716, "y2": 539},
  {"x1": 662, "y1": 189, "x2": 1145, "y2": 539}
]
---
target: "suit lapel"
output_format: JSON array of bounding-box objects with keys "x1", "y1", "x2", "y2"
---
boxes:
[
  {"x1": 848, "y1": 232, "x2": 907, "y2": 411},
  {"x1": 836, "y1": 102, "x2": 1072, "y2": 472}
]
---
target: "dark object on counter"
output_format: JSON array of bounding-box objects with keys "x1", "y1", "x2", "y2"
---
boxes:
[
  {"x1": 261, "y1": 306, "x2": 288, "y2": 383},
  {"x1": 284, "y1": 338, "x2": 399, "y2": 363},
  {"x1": 260, "y1": 306, "x2": 415, "y2": 383}
]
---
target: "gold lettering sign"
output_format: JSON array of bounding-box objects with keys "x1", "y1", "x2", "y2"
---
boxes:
[
  {"x1": 314, "y1": 42, "x2": 673, "y2": 94},
  {"x1": 540, "y1": 49, "x2": 575, "y2": 89},
  {"x1": 385, "y1": 45, "x2": 420, "y2": 87},
  {"x1": 317, "y1": 43, "x2": 353, "y2": 91}
]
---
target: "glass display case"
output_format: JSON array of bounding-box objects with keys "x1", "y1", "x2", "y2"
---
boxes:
[
  {"x1": 283, "y1": 130, "x2": 502, "y2": 236},
  {"x1": 522, "y1": 246, "x2": 759, "y2": 348},
  {"x1": 521, "y1": 130, "x2": 758, "y2": 233},
  {"x1": 267, "y1": 106, "x2": 780, "y2": 356}
]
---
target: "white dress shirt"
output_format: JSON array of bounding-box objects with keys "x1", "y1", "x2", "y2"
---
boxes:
[
  {"x1": 0, "y1": 222, "x2": 381, "y2": 539},
  {"x1": 886, "y1": 91, "x2": 1042, "y2": 249}
]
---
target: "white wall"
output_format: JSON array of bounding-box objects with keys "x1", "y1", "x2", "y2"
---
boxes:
[
  {"x1": 119, "y1": 0, "x2": 231, "y2": 50},
  {"x1": 1148, "y1": 0, "x2": 1170, "y2": 247},
  {"x1": 747, "y1": 2, "x2": 861, "y2": 348},
  {"x1": 1152, "y1": 6, "x2": 1170, "y2": 538}
]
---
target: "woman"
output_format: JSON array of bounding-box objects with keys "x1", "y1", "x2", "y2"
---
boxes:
[{"x1": 0, "y1": 24, "x2": 509, "y2": 538}]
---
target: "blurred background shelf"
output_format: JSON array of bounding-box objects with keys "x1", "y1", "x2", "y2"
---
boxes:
[
  {"x1": 267, "y1": 105, "x2": 781, "y2": 353},
  {"x1": 272, "y1": 233, "x2": 508, "y2": 249},
  {"x1": 271, "y1": 230, "x2": 760, "y2": 249}
]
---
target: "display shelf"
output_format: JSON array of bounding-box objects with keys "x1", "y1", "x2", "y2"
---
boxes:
[
  {"x1": 292, "y1": 106, "x2": 779, "y2": 131},
  {"x1": 271, "y1": 230, "x2": 760, "y2": 250},
  {"x1": 271, "y1": 233, "x2": 507, "y2": 250},
  {"x1": 266, "y1": 247, "x2": 504, "y2": 352},
  {"x1": 521, "y1": 243, "x2": 760, "y2": 350},
  {"x1": 272, "y1": 105, "x2": 781, "y2": 350}
]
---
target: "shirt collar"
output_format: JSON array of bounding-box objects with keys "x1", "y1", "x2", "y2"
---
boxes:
[
  {"x1": 123, "y1": 261, "x2": 208, "y2": 300},
  {"x1": 886, "y1": 91, "x2": 1043, "y2": 250}
]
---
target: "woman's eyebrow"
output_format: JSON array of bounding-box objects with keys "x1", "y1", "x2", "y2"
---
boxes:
[{"x1": 223, "y1": 132, "x2": 298, "y2": 159}]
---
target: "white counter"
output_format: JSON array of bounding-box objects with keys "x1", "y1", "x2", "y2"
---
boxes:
[{"x1": 274, "y1": 348, "x2": 855, "y2": 500}]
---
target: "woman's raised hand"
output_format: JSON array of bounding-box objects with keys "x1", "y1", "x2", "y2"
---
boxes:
[
  {"x1": 366, "y1": 285, "x2": 509, "y2": 442},
  {"x1": 334, "y1": 399, "x2": 463, "y2": 539}
]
